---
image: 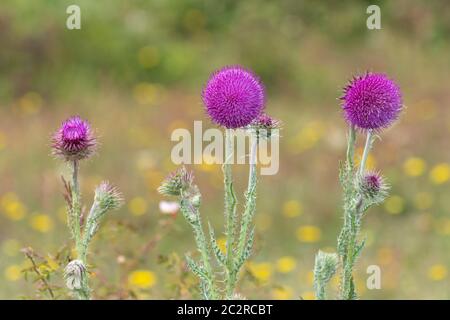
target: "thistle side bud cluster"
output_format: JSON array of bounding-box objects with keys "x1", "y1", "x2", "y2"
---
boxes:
[
  {"x1": 158, "y1": 166, "x2": 195, "y2": 197},
  {"x1": 249, "y1": 113, "x2": 282, "y2": 139},
  {"x1": 64, "y1": 259, "x2": 87, "y2": 291},
  {"x1": 358, "y1": 171, "x2": 389, "y2": 204}
]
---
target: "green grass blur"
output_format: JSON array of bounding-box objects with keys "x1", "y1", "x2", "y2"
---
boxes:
[{"x1": 0, "y1": 0, "x2": 449, "y2": 299}]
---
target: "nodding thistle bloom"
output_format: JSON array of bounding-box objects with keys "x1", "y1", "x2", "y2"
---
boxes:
[
  {"x1": 94, "y1": 181, "x2": 124, "y2": 212},
  {"x1": 64, "y1": 260, "x2": 87, "y2": 291},
  {"x1": 358, "y1": 171, "x2": 389, "y2": 203},
  {"x1": 341, "y1": 73, "x2": 402, "y2": 130},
  {"x1": 52, "y1": 116, "x2": 96, "y2": 161},
  {"x1": 249, "y1": 113, "x2": 282, "y2": 139},
  {"x1": 202, "y1": 65, "x2": 265, "y2": 129},
  {"x1": 158, "y1": 166, "x2": 195, "y2": 196}
]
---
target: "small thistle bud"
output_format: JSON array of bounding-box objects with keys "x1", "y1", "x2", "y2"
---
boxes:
[
  {"x1": 64, "y1": 259, "x2": 86, "y2": 290},
  {"x1": 358, "y1": 171, "x2": 389, "y2": 203},
  {"x1": 95, "y1": 181, "x2": 124, "y2": 212},
  {"x1": 314, "y1": 251, "x2": 338, "y2": 300},
  {"x1": 249, "y1": 113, "x2": 282, "y2": 139},
  {"x1": 158, "y1": 166, "x2": 194, "y2": 196},
  {"x1": 52, "y1": 116, "x2": 96, "y2": 161}
]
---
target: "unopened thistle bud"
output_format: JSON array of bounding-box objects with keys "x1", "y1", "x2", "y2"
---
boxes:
[
  {"x1": 249, "y1": 113, "x2": 282, "y2": 139},
  {"x1": 64, "y1": 259, "x2": 86, "y2": 290},
  {"x1": 95, "y1": 181, "x2": 124, "y2": 212},
  {"x1": 52, "y1": 116, "x2": 96, "y2": 161},
  {"x1": 158, "y1": 166, "x2": 194, "y2": 197},
  {"x1": 358, "y1": 171, "x2": 389, "y2": 203},
  {"x1": 314, "y1": 251, "x2": 338, "y2": 300}
]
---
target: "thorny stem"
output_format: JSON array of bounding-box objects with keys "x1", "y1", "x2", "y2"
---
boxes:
[
  {"x1": 70, "y1": 160, "x2": 90, "y2": 300},
  {"x1": 340, "y1": 126, "x2": 357, "y2": 300},
  {"x1": 180, "y1": 198, "x2": 218, "y2": 299},
  {"x1": 223, "y1": 129, "x2": 237, "y2": 297},
  {"x1": 340, "y1": 128, "x2": 374, "y2": 299},
  {"x1": 229, "y1": 135, "x2": 258, "y2": 297}
]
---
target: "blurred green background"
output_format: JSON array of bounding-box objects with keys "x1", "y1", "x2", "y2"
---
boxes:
[{"x1": 0, "y1": 0, "x2": 449, "y2": 299}]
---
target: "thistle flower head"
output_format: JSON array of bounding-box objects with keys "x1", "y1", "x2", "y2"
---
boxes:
[
  {"x1": 64, "y1": 259, "x2": 86, "y2": 290},
  {"x1": 158, "y1": 166, "x2": 194, "y2": 196},
  {"x1": 52, "y1": 116, "x2": 96, "y2": 161},
  {"x1": 341, "y1": 73, "x2": 402, "y2": 131},
  {"x1": 94, "y1": 181, "x2": 124, "y2": 212},
  {"x1": 249, "y1": 113, "x2": 282, "y2": 139},
  {"x1": 202, "y1": 65, "x2": 265, "y2": 129},
  {"x1": 358, "y1": 171, "x2": 389, "y2": 203}
]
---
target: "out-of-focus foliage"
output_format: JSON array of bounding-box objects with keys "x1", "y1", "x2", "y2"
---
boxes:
[{"x1": 0, "y1": 0, "x2": 449, "y2": 299}]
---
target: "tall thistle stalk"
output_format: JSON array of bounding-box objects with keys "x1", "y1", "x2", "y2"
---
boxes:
[
  {"x1": 159, "y1": 66, "x2": 280, "y2": 299},
  {"x1": 52, "y1": 116, "x2": 123, "y2": 299},
  {"x1": 314, "y1": 73, "x2": 403, "y2": 300}
]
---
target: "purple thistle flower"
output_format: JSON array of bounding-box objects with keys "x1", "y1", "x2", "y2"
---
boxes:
[
  {"x1": 202, "y1": 66, "x2": 265, "y2": 129},
  {"x1": 52, "y1": 116, "x2": 96, "y2": 161},
  {"x1": 341, "y1": 73, "x2": 402, "y2": 130}
]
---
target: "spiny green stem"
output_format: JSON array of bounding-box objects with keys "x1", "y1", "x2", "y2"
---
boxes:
[
  {"x1": 223, "y1": 129, "x2": 237, "y2": 296},
  {"x1": 70, "y1": 160, "x2": 90, "y2": 300},
  {"x1": 180, "y1": 199, "x2": 218, "y2": 299}
]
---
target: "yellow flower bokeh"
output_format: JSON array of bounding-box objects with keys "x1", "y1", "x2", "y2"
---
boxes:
[
  {"x1": 30, "y1": 214, "x2": 54, "y2": 233},
  {"x1": 282, "y1": 200, "x2": 302, "y2": 218},
  {"x1": 276, "y1": 256, "x2": 296, "y2": 273},
  {"x1": 427, "y1": 264, "x2": 447, "y2": 281},
  {"x1": 403, "y1": 157, "x2": 426, "y2": 177},
  {"x1": 128, "y1": 270, "x2": 157, "y2": 289},
  {"x1": 429, "y1": 163, "x2": 450, "y2": 185},
  {"x1": 296, "y1": 225, "x2": 321, "y2": 243}
]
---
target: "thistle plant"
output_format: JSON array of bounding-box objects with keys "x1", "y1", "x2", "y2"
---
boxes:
[
  {"x1": 52, "y1": 116, "x2": 124, "y2": 299},
  {"x1": 159, "y1": 66, "x2": 280, "y2": 299},
  {"x1": 313, "y1": 73, "x2": 402, "y2": 300}
]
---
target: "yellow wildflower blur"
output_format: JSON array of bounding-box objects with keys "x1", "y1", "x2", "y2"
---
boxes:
[
  {"x1": 429, "y1": 163, "x2": 450, "y2": 184},
  {"x1": 1, "y1": 192, "x2": 27, "y2": 221},
  {"x1": 272, "y1": 286, "x2": 294, "y2": 300},
  {"x1": 282, "y1": 200, "x2": 302, "y2": 218},
  {"x1": 30, "y1": 214, "x2": 54, "y2": 233},
  {"x1": 403, "y1": 157, "x2": 426, "y2": 177},
  {"x1": 4, "y1": 265, "x2": 21, "y2": 281},
  {"x1": 128, "y1": 270, "x2": 157, "y2": 289},
  {"x1": 248, "y1": 262, "x2": 273, "y2": 283},
  {"x1": 301, "y1": 291, "x2": 315, "y2": 300},
  {"x1": 427, "y1": 264, "x2": 447, "y2": 281},
  {"x1": 276, "y1": 256, "x2": 296, "y2": 273},
  {"x1": 296, "y1": 225, "x2": 321, "y2": 243}
]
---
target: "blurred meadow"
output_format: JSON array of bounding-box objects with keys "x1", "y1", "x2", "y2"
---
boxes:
[{"x1": 0, "y1": 0, "x2": 449, "y2": 299}]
